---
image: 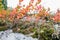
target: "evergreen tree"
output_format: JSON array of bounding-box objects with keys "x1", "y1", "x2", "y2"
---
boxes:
[
  {"x1": 0, "y1": 0, "x2": 7, "y2": 10},
  {"x1": 0, "y1": 0, "x2": 4, "y2": 10},
  {"x1": 2, "y1": 0, "x2": 7, "y2": 10}
]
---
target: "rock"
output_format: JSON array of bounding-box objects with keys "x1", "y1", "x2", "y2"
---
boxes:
[{"x1": 0, "y1": 30, "x2": 38, "y2": 40}]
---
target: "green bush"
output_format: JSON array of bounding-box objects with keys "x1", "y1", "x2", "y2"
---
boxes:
[{"x1": 0, "y1": 26, "x2": 8, "y2": 31}]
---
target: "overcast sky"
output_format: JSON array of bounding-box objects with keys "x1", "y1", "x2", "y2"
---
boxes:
[{"x1": 7, "y1": 0, "x2": 60, "y2": 12}]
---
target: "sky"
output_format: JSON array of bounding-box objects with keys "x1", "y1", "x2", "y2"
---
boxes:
[{"x1": 7, "y1": 0, "x2": 60, "y2": 12}]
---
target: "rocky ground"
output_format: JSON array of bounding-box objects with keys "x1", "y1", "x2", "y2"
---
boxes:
[{"x1": 0, "y1": 30, "x2": 37, "y2": 40}]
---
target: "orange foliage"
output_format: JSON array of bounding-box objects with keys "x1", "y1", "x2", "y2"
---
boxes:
[
  {"x1": 1, "y1": 10, "x2": 6, "y2": 15},
  {"x1": 20, "y1": 8, "x2": 26, "y2": 15},
  {"x1": 17, "y1": 13, "x2": 24, "y2": 19},
  {"x1": 35, "y1": 0, "x2": 41, "y2": 6},
  {"x1": 38, "y1": 8, "x2": 49, "y2": 17},
  {"x1": 53, "y1": 10, "x2": 60, "y2": 22},
  {"x1": 19, "y1": 0, "x2": 23, "y2": 2},
  {"x1": 0, "y1": 10, "x2": 7, "y2": 18},
  {"x1": 38, "y1": 0, "x2": 41, "y2": 3},
  {"x1": 30, "y1": 0, "x2": 34, "y2": 3},
  {"x1": 0, "y1": 14, "x2": 2, "y2": 18}
]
